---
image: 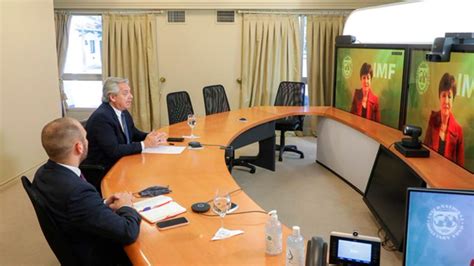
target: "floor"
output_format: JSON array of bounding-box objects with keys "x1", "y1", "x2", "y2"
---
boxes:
[{"x1": 0, "y1": 137, "x2": 403, "y2": 265}]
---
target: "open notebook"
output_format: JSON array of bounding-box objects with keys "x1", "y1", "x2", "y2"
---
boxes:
[{"x1": 133, "y1": 195, "x2": 186, "y2": 223}]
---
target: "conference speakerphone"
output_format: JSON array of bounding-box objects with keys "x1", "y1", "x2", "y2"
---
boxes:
[{"x1": 329, "y1": 231, "x2": 381, "y2": 266}]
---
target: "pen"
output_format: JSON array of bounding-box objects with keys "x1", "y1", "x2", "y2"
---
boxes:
[{"x1": 139, "y1": 199, "x2": 172, "y2": 212}]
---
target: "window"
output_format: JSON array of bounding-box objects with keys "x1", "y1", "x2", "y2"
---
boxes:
[
  {"x1": 63, "y1": 15, "x2": 102, "y2": 109},
  {"x1": 300, "y1": 16, "x2": 309, "y2": 106}
]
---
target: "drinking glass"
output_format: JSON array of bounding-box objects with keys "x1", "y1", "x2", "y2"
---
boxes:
[
  {"x1": 212, "y1": 189, "x2": 231, "y2": 229},
  {"x1": 186, "y1": 114, "x2": 199, "y2": 139}
]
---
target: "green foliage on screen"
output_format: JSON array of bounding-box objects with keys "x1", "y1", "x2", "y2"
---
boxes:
[
  {"x1": 406, "y1": 50, "x2": 474, "y2": 173},
  {"x1": 334, "y1": 48, "x2": 405, "y2": 128}
]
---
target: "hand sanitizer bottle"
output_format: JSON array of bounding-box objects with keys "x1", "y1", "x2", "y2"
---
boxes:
[
  {"x1": 286, "y1": 226, "x2": 304, "y2": 266},
  {"x1": 265, "y1": 210, "x2": 282, "y2": 255}
]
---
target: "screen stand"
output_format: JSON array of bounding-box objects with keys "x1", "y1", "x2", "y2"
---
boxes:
[{"x1": 395, "y1": 142, "x2": 430, "y2": 158}]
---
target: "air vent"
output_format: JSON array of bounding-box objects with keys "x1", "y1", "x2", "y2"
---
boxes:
[
  {"x1": 168, "y1": 10, "x2": 185, "y2": 23},
  {"x1": 216, "y1": 10, "x2": 235, "y2": 23}
]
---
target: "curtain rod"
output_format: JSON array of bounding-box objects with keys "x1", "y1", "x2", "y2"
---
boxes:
[
  {"x1": 55, "y1": 9, "x2": 164, "y2": 15},
  {"x1": 237, "y1": 9, "x2": 352, "y2": 15}
]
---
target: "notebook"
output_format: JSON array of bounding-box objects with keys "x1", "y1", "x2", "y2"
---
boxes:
[{"x1": 133, "y1": 195, "x2": 186, "y2": 223}]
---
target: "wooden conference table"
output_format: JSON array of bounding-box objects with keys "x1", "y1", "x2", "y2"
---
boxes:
[{"x1": 101, "y1": 106, "x2": 474, "y2": 265}]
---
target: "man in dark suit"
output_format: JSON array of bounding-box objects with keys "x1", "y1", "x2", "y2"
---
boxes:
[
  {"x1": 33, "y1": 117, "x2": 141, "y2": 265},
  {"x1": 84, "y1": 77, "x2": 167, "y2": 171}
]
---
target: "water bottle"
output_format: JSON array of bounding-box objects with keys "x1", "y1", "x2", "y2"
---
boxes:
[
  {"x1": 286, "y1": 226, "x2": 304, "y2": 266},
  {"x1": 265, "y1": 210, "x2": 282, "y2": 255}
]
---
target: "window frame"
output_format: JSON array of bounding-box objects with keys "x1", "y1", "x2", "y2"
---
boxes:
[{"x1": 62, "y1": 13, "x2": 103, "y2": 112}]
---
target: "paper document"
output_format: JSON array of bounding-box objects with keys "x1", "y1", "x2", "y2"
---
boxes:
[
  {"x1": 143, "y1": 145, "x2": 186, "y2": 154},
  {"x1": 133, "y1": 195, "x2": 186, "y2": 223},
  {"x1": 211, "y1": 228, "x2": 244, "y2": 241}
]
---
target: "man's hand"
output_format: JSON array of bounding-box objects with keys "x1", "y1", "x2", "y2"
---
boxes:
[
  {"x1": 144, "y1": 130, "x2": 167, "y2": 148},
  {"x1": 108, "y1": 192, "x2": 134, "y2": 211}
]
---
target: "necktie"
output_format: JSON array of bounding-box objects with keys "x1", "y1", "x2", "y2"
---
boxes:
[
  {"x1": 121, "y1": 113, "x2": 131, "y2": 144},
  {"x1": 80, "y1": 173, "x2": 87, "y2": 182}
]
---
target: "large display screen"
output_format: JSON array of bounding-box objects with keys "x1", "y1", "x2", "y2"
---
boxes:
[
  {"x1": 334, "y1": 46, "x2": 406, "y2": 129},
  {"x1": 363, "y1": 145, "x2": 425, "y2": 250},
  {"x1": 406, "y1": 48, "x2": 474, "y2": 173},
  {"x1": 404, "y1": 188, "x2": 474, "y2": 266}
]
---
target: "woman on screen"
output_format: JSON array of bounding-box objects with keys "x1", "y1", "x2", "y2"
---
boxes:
[
  {"x1": 424, "y1": 73, "x2": 464, "y2": 166},
  {"x1": 350, "y1": 63, "x2": 381, "y2": 122}
]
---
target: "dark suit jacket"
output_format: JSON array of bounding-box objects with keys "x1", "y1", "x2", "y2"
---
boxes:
[
  {"x1": 84, "y1": 103, "x2": 148, "y2": 170},
  {"x1": 350, "y1": 89, "x2": 381, "y2": 122},
  {"x1": 32, "y1": 160, "x2": 141, "y2": 265},
  {"x1": 424, "y1": 111, "x2": 464, "y2": 166}
]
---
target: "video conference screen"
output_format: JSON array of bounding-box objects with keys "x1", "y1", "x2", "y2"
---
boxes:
[
  {"x1": 404, "y1": 188, "x2": 474, "y2": 266},
  {"x1": 406, "y1": 48, "x2": 474, "y2": 173},
  {"x1": 334, "y1": 46, "x2": 406, "y2": 129}
]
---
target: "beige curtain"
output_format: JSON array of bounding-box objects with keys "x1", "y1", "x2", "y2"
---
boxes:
[
  {"x1": 102, "y1": 14, "x2": 160, "y2": 131},
  {"x1": 54, "y1": 11, "x2": 71, "y2": 116},
  {"x1": 241, "y1": 14, "x2": 302, "y2": 107},
  {"x1": 306, "y1": 15, "x2": 346, "y2": 135}
]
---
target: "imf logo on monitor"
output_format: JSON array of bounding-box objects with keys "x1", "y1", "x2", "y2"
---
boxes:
[
  {"x1": 416, "y1": 62, "x2": 430, "y2": 95},
  {"x1": 426, "y1": 205, "x2": 464, "y2": 240},
  {"x1": 342, "y1": 56, "x2": 353, "y2": 79}
]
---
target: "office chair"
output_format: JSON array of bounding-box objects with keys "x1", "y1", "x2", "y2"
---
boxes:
[
  {"x1": 202, "y1": 85, "x2": 256, "y2": 174},
  {"x1": 167, "y1": 91, "x2": 194, "y2": 125},
  {"x1": 202, "y1": 84, "x2": 231, "y2": 115},
  {"x1": 78, "y1": 120, "x2": 106, "y2": 195},
  {"x1": 79, "y1": 163, "x2": 105, "y2": 195},
  {"x1": 274, "y1": 81, "x2": 306, "y2": 161},
  {"x1": 21, "y1": 176, "x2": 80, "y2": 266}
]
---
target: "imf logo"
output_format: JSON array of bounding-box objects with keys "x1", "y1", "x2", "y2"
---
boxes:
[
  {"x1": 427, "y1": 205, "x2": 464, "y2": 240},
  {"x1": 342, "y1": 56, "x2": 353, "y2": 79},
  {"x1": 416, "y1": 62, "x2": 430, "y2": 95}
]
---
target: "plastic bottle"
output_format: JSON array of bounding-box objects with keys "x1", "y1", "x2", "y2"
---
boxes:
[
  {"x1": 265, "y1": 210, "x2": 282, "y2": 255},
  {"x1": 286, "y1": 226, "x2": 305, "y2": 266}
]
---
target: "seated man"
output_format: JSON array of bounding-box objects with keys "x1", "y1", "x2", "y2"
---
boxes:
[
  {"x1": 33, "y1": 117, "x2": 141, "y2": 265},
  {"x1": 84, "y1": 77, "x2": 166, "y2": 171}
]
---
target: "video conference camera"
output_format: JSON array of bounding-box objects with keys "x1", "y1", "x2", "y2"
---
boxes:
[
  {"x1": 402, "y1": 125, "x2": 422, "y2": 148},
  {"x1": 426, "y1": 32, "x2": 474, "y2": 62},
  {"x1": 395, "y1": 125, "x2": 429, "y2": 158},
  {"x1": 426, "y1": 37, "x2": 454, "y2": 62}
]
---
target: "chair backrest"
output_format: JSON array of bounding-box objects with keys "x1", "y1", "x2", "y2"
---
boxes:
[
  {"x1": 274, "y1": 81, "x2": 306, "y2": 129},
  {"x1": 202, "y1": 84, "x2": 231, "y2": 115},
  {"x1": 166, "y1": 91, "x2": 194, "y2": 125},
  {"x1": 274, "y1": 81, "x2": 306, "y2": 107},
  {"x1": 79, "y1": 164, "x2": 106, "y2": 195},
  {"x1": 21, "y1": 176, "x2": 80, "y2": 266}
]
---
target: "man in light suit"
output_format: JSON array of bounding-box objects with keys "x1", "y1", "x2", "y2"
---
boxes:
[
  {"x1": 33, "y1": 117, "x2": 141, "y2": 265},
  {"x1": 84, "y1": 77, "x2": 166, "y2": 171}
]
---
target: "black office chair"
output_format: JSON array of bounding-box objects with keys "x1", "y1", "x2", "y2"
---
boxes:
[
  {"x1": 79, "y1": 163, "x2": 105, "y2": 195},
  {"x1": 203, "y1": 84, "x2": 231, "y2": 115},
  {"x1": 274, "y1": 81, "x2": 306, "y2": 161},
  {"x1": 202, "y1": 85, "x2": 256, "y2": 174},
  {"x1": 78, "y1": 119, "x2": 106, "y2": 195},
  {"x1": 21, "y1": 176, "x2": 80, "y2": 266},
  {"x1": 167, "y1": 91, "x2": 194, "y2": 125}
]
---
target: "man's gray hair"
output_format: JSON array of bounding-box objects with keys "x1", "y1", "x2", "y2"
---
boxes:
[{"x1": 102, "y1": 77, "x2": 129, "y2": 102}]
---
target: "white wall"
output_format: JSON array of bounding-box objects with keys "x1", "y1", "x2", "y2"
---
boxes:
[
  {"x1": 157, "y1": 10, "x2": 242, "y2": 124},
  {"x1": 54, "y1": 0, "x2": 399, "y2": 10},
  {"x1": 1, "y1": 0, "x2": 61, "y2": 185},
  {"x1": 344, "y1": 1, "x2": 474, "y2": 44}
]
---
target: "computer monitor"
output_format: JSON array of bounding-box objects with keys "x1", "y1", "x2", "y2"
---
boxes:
[
  {"x1": 363, "y1": 145, "x2": 425, "y2": 250},
  {"x1": 404, "y1": 188, "x2": 474, "y2": 266}
]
